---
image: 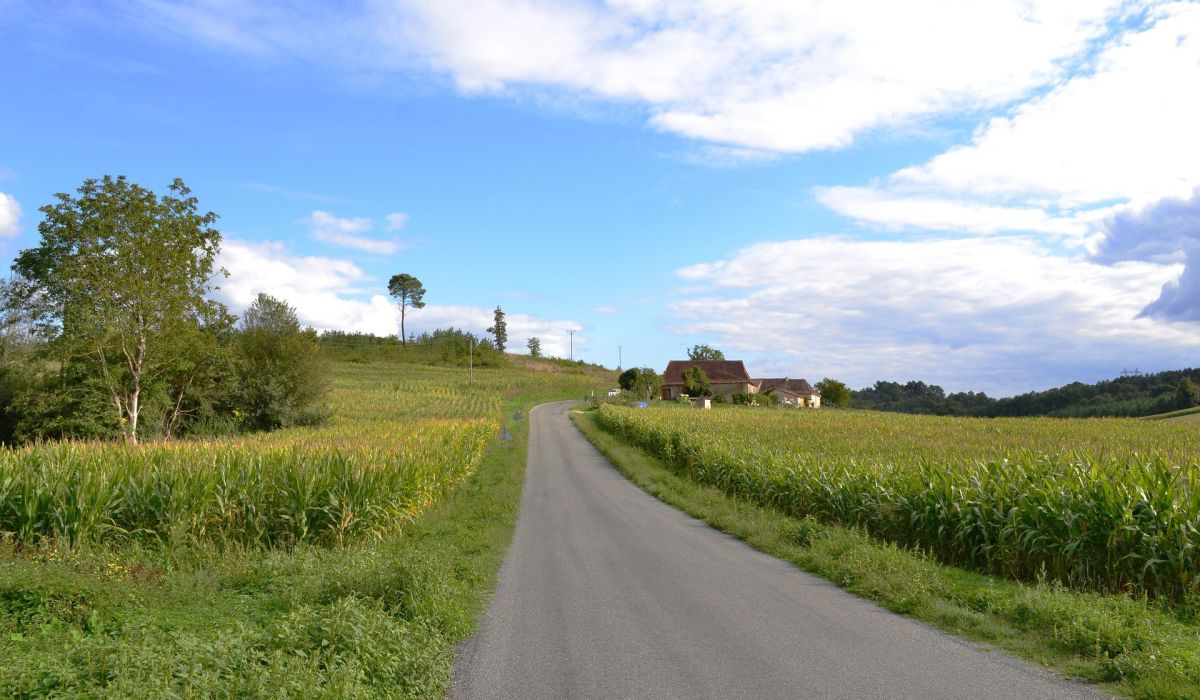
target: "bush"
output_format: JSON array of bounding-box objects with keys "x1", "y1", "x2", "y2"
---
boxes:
[{"x1": 235, "y1": 294, "x2": 330, "y2": 431}]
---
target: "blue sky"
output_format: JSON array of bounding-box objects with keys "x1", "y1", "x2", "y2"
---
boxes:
[{"x1": 2, "y1": 1, "x2": 1199, "y2": 396}]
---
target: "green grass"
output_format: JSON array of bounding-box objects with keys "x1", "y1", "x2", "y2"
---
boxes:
[
  {"x1": 0, "y1": 363, "x2": 602, "y2": 698},
  {"x1": 572, "y1": 407, "x2": 1200, "y2": 700},
  {"x1": 1143, "y1": 406, "x2": 1200, "y2": 421}
]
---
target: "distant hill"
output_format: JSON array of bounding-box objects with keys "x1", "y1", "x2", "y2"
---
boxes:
[{"x1": 851, "y1": 369, "x2": 1200, "y2": 418}]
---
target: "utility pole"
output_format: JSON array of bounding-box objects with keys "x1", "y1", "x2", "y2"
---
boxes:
[
  {"x1": 618, "y1": 345, "x2": 623, "y2": 371},
  {"x1": 567, "y1": 329, "x2": 576, "y2": 361},
  {"x1": 469, "y1": 335, "x2": 474, "y2": 382}
]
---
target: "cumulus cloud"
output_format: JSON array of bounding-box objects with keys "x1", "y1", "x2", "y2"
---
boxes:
[
  {"x1": 1090, "y1": 188, "x2": 1200, "y2": 321},
  {"x1": 217, "y1": 239, "x2": 583, "y2": 355},
  {"x1": 0, "y1": 192, "x2": 22, "y2": 237},
  {"x1": 670, "y1": 237, "x2": 1197, "y2": 395},
  {"x1": 306, "y1": 210, "x2": 404, "y2": 254},
  {"x1": 130, "y1": 0, "x2": 1126, "y2": 154},
  {"x1": 821, "y1": 3, "x2": 1200, "y2": 235}
]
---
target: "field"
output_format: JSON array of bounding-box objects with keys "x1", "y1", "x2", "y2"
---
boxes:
[
  {"x1": 1, "y1": 360, "x2": 607, "y2": 698},
  {"x1": 595, "y1": 404, "x2": 1200, "y2": 603}
]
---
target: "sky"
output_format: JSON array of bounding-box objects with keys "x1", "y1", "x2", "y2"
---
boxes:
[{"x1": 1, "y1": 0, "x2": 1199, "y2": 397}]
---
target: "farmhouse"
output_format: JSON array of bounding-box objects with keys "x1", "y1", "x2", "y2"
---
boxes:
[
  {"x1": 755, "y1": 377, "x2": 821, "y2": 408},
  {"x1": 661, "y1": 360, "x2": 757, "y2": 400}
]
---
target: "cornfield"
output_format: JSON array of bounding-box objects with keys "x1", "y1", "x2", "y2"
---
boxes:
[
  {"x1": 0, "y1": 363, "x2": 597, "y2": 548},
  {"x1": 596, "y1": 404, "x2": 1200, "y2": 602}
]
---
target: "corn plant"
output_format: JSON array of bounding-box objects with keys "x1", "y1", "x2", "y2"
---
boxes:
[{"x1": 596, "y1": 404, "x2": 1200, "y2": 602}]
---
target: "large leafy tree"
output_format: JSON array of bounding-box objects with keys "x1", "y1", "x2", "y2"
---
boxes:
[
  {"x1": 687, "y1": 344, "x2": 725, "y2": 361},
  {"x1": 816, "y1": 378, "x2": 851, "y2": 408},
  {"x1": 387, "y1": 273, "x2": 426, "y2": 346},
  {"x1": 11, "y1": 176, "x2": 229, "y2": 444},
  {"x1": 487, "y1": 306, "x2": 508, "y2": 353}
]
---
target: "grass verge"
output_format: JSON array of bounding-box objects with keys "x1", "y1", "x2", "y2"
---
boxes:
[
  {"x1": 1143, "y1": 406, "x2": 1200, "y2": 421},
  {"x1": 571, "y1": 407, "x2": 1200, "y2": 700},
  {"x1": 0, "y1": 389, "x2": 556, "y2": 699}
]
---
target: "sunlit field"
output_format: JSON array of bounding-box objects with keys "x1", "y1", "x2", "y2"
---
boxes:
[
  {"x1": 596, "y1": 404, "x2": 1200, "y2": 603},
  {"x1": 0, "y1": 361, "x2": 607, "y2": 698}
]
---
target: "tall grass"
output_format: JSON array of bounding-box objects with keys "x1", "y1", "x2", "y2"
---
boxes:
[
  {"x1": 596, "y1": 404, "x2": 1200, "y2": 602},
  {"x1": 0, "y1": 363, "x2": 600, "y2": 549}
]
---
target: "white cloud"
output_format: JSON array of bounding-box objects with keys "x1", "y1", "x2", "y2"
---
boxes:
[
  {"x1": 893, "y1": 2, "x2": 1200, "y2": 207},
  {"x1": 821, "y1": 3, "x2": 1200, "y2": 234},
  {"x1": 217, "y1": 238, "x2": 583, "y2": 355},
  {"x1": 306, "y1": 210, "x2": 404, "y2": 254},
  {"x1": 670, "y1": 236, "x2": 1198, "y2": 395},
  {"x1": 385, "y1": 212, "x2": 409, "y2": 231},
  {"x1": 815, "y1": 186, "x2": 1092, "y2": 236},
  {"x1": 592, "y1": 306, "x2": 618, "y2": 314},
  {"x1": 131, "y1": 0, "x2": 1127, "y2": 154},
  {"x1": 0, "y1": 192, "x2": 22, "y2": 237}
]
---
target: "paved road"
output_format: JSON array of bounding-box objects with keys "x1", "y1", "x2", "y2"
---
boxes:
[{"x1": 450, "y1": 401, "x2": 1107, "y2": 700}]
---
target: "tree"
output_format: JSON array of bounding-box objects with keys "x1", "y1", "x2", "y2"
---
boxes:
[
  {"x1": 11, "y1": 175, "x2": 227, "y2": 444},
  {"x1": 816, "y1": 378, "x2": 851, "y2": 408},
  {"x1": 687, "y1": 344, "x2": 725, "y2": 361},
  {"x1": 1175, "y1": 378, "x2": 1200, "y2": 409},
  {"x1": 526, "y1": 336, "x2": 542, "y2": 357},
  {"x1": 682, "y1": 366, "x2": 712, "y2": 397},
  {"x1": 235, "y1": 293, "x2": 329, "y2": 430},
  {"x1": 387, "y1": 273, "x2": 426, "y2": 346},
  {"x1": 487, "y1": 306, "x2": 508, "y2": 353},
  {"x1": 618, "y1": 367, "x2": 640, "y2": 391}
]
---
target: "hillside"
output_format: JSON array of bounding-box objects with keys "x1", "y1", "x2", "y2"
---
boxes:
[{"x1": 851, "y1": 368, "x2": 1200, "y2": 418}]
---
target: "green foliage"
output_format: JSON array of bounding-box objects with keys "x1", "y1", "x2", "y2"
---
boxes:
[
  {"x1": 8, "y1": 176, "x2": 232, "y2": 444},
  {"x1": 815, "y1": 378, "x2": 851, "y2": 408},
  {"x1": 387, "y1": 274, "x2": 427, "y2": 346},
  {"x1": 1175, "y1": 378, "x2": 1200, "y2": 409},
  {"x1": 595, "y1": 404, "x2": 1200, "y2": 604},
  {"x1": 236, "y1": 294, "x2": 330, "y2": 431},
  {"x1": 318, "y1": 330, "x2": 507, "y2": 368},
  {"x1": 617, "y1": 367, "x2": 662, "y2": 399},
  {"x1": 486, "y1": 306, "x2": 507, "y2": 353},
  {"x1": 681, "y1": 366, "x2": 711, "y2": 397},
  {"x1": 851, "y1": 368, "x2": 1200, "y2": 418},
  {"x1": 526, "y1": 336, "x2": 541, "y2": 357},
  {"x1": 686, "y1": 344, "x2": 724, "y2": 361}
]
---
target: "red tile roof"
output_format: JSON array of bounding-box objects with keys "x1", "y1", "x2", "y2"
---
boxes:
[
  {"x1": 755, "y1": 378, "x2": 820, "y2": 396},
  {"x1": 663, "y1": 360, "x2": 753, "y2": 385}
]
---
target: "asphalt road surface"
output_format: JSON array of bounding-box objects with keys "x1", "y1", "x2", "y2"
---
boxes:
[{"x1": 450, "y1": 400, "x2": 1107, "y2": 700}]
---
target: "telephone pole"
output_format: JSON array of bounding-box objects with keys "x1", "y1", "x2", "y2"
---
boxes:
[
  {"x1": 618, "y1": 345, "x2": 623, "y2": 371},
  {"x1": 567, "y1": 329, "x2": 576, "y2": 361}
]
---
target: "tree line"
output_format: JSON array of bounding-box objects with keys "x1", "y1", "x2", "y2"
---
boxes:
[
  {"x1": 0, "y1": 176, "x2": 328, "y2": 445},
  {"x1": 851, "y1": 370, "x2": 1200, "y2": 418}
]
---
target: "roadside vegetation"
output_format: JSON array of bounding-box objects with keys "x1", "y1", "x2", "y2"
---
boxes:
[
  {"x1": 592, "y1": 404, "x2": 1200, "y2": 602},
  {"x1": 574, "y1": 407, "x2": 1200, "y2": 699},
  {"x1": 2, "y1": 361, "x2": 608, "y2": 697}
]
